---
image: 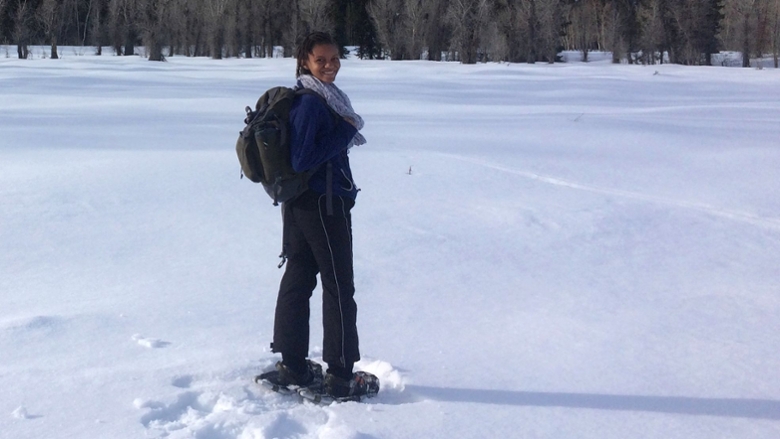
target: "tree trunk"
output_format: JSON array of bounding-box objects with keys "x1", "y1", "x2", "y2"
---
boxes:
[
  {"x1": 775, "y1": 0, "x2": 780, "y2": 67},
  {"x1": 92, "y1": 0, "x2": 102, "y2": 55},
  {"x1": 125, "y1": 28, "x2": 136, "y2": 56},
  {"x1": 51, "y1": 36, "x2": 59, "y2": 59},
  {"x1": 528, "y1": 0, "x2": 538, "y2": 63},
  {"x1": 611, "y1": 3, "x2": 621, "y2": 63},
  {"x1": 148, "y1": 46, "x2": 164, "y2": 61},
  {"x1": 148, "y1": 32, "x2": 164, "y2": 61},
  {"x1": 244, "y1": 19, "x2": 253, "y2": 61},
  {"x1": 213, "y1": 28, "x2": 224, "y2": 59},
  {"x1": 742, "y1": 12, "x2": 751, "y2": 67}
]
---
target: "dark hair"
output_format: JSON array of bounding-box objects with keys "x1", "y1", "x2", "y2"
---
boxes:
[{"x1": 295, "y1": 31, "x2": 339, "y2": 78}]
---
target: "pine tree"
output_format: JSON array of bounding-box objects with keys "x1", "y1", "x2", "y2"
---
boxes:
[
  {"x1": 352, "y1": 0, "x2": 380, "y2": 59},
  {"x1": 699, "y1": 0, "x2": 724, "y2": 65}
]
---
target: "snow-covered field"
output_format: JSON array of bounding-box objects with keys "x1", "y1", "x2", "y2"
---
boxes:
[{"x1": 2, "y1": 50, "x2": 779, "y2": 439}]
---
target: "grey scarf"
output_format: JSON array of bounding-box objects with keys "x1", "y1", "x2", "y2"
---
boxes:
[{"x1": 298, "y1": 74, "x2": 366, "y2": 148}]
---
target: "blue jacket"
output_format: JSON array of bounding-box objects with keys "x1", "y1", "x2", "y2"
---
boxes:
[{"x1": 289, "y1": 93, "x2": 359, "y2": 200}]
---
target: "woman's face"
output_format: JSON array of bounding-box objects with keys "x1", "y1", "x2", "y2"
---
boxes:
[{"x1": 305, "y1": 43, "x2": 340, "y2": 83}]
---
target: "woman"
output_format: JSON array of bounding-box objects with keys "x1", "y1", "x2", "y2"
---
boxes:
[{"x1": 260, "y1": 32, "x2": 377, "y2": 400}]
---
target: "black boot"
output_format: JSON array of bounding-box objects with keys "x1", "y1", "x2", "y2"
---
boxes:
[
  {"x1": 324, "y1": 371, "x2": 380, "y2": 399},
  {"x1": 255, "y1": 360, "x2": 323, "y2": 393}
]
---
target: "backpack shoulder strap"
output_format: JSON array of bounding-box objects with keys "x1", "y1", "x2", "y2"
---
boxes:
[{"x1": 255, "y1": 86, "x2": 296, "y2": 112}]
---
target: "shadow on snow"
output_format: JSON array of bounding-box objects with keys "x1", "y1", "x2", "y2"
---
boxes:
[{"x1": 403, "y1": 385, "x2": 780, "y2": 420}]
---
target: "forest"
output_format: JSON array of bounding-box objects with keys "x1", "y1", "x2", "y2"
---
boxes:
[{"x1": 1, "y1": 0, "x2": 779, "y2": 67}]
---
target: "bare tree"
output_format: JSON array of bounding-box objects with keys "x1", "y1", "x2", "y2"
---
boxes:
[
  {"x1": 108, "y1": 0, "x2": 125, "y2": 55},
  {"x1": 607, "y1": 0, "x2": 640, "y2": 63},
  {"x1": 139, "y1": 0, "x2": 170, "y2": 61},
  {"x1": 299, "y1": 0, "x2": 334, "y2": 35},
  {"x1": 223, "y1": 0, "x2": 239, "y2": 57},
  {"x1": 773, "y1": 0, "x2": 780, "y2": 66},
  {"x1": 754, "y1": 0, "x2": 773, "y2": 62},
  {"x1": 481, "y1": 18, "x2": 507, "y2": 61},
  {"x1": 13, "y1": 0, "x2": 34, "y2": 59},
  {"x1": 123, "y1": 0, "x2": 141, "y2": 56},
  {"x1": 567, "y1": 0, "x2": 600, "y2": 61},
  {"x1": 108, "y1": 0, "x2": 142, "y2": 55},
  {"x1": 166, "y1": 0, "x2": 204, "y2": 56},
  {"x1": 420, "y1": 0, "x2": 449, "y2": 60},
  {"x1": 255, "y1": 0, "x2": 273, "y2": 57},
  {"x1": 368, "y1": 0, "x2": 447, "y2": 60},
  {"x1": 446, "y1": 0, "x2": 492, "y2": 63},
  {"x1": 38, "y1": 0, "x2": 67, "y2": 59},
  {"x1": 637, "y1": 0, "x2": 665, "y2": 63},
  {"x1": 724, "y1": 0, "x2": 757, "y2": 66},
  {"x1": 368, "y1": 0, "x2": 405, "y2": 59},
  {"x1": 78, "y1": 0, "x2": 93, "y2": 46},
  {"x1": 536, "y1": 0, "x2": 567, "y2": 63},
  {"x1": 593, "y1": 0, "x2": 611, "y2": 52},
  {"x1": 203, "y1": 0, "x2": 229, "y2": 58},
  {"x1": 0, "y1": 0, "x2": 7, "y2": 44},
  {"x1": 493, "y1": 0, "x2": 528, "y2": 62},
  {"x1": 523, "y1": 0, "x2": 540, "y2": 63},
  {"x1": 4, "y1": 0, "x2": 769, "y2": 66},
  {"x1": 234, "y1": 0, "x2": 259, "y2": 57},
  {"x1": 493, "y1": 0, "x2": 566, "y2": 64},
  {"x1": 90, "y1": 0, "x2": 105, "y2": 54},
  {"x1": 404, "y1": 0, "x2": 426, "y2": 59},
  {"x1": 244, "y1": 0, "x2": 294, "y2": 58}
]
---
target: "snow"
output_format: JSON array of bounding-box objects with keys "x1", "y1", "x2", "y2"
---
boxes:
[{"x1": 2, "y1": 50, "x2": 780, "y2": 439}]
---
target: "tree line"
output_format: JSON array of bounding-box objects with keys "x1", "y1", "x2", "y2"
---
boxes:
[{"x1": 2, "y1": 0, "x2": 779, "y2": 67}]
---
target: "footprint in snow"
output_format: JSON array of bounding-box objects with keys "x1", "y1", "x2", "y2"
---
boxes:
[
  {"x1": 171, "y1": 375, "x2": 194, "y2": 389},
  {"x1": 135, "y1": 361, "x2": 401, "y2": 438},
  {"x1": 11, "y1": 406, "x2": 41, "y2": 420},
  {"x1": 132, "y1": 334, "x2": 170, "y2": 349}
]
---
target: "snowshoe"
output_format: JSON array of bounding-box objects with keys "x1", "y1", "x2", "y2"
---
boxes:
[
  {"x1": 254, "y1": 360, "x2": 323, "y2": 395},
  {"x1": 299, "y1": 371, "x2": 380, "y2": 405}
]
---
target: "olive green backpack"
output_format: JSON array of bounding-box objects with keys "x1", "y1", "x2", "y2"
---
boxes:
[{"x1": 236, "y1": 87, "x2": 334, "y2": 205}]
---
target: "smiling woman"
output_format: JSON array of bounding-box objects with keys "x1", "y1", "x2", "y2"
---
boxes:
[
  {"x1": 301, "y1": 41, "x2": 341, "y2": 83},
  {"x1": 256, "y1": 31, "x2": 377, "y2": 402}
]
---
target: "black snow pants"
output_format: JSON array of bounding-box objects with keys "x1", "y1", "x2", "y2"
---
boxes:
[{"x1": 272, "y1": 190, "x2": 360, "y2": 368}]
